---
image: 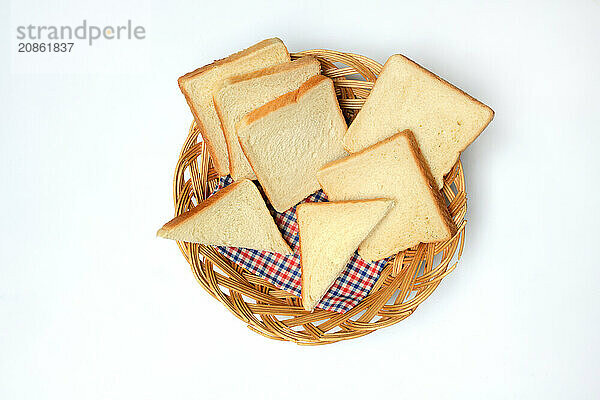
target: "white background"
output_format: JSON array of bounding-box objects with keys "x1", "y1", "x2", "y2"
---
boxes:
[{"x1": 1, "y1": 0, "x2": 599, "y2": 398}]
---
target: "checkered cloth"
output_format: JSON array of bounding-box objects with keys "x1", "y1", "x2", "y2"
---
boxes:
[{"x1": 212, "y1": 176, "x2": 388, "y2": 313}]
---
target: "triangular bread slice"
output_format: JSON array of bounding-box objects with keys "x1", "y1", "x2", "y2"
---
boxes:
[
  {"x1": 297, "y1": 199, "x2": 394, "y2": 311},
  {"x1": 178, "y1": 38, "x2": 290, "y2": 176},
  {"x1": 317, "y1": 130, "x2": 457, "y2": 262},
  {"x1": 236, "y1": 75, "x2": 348, "y2": 212},
  {"x1": 157, "y1": 179, "x2": 292, "y2": 254},
  {"x1": 214, "y1": 57, "x2": 321, "y2": 181},
  {"x1": 343, "y1": 54, "x2": 494, "y2": 188}
]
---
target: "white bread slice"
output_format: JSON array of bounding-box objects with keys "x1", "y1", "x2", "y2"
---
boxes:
[
  {"x1": 178, "y1": 38, "x2": 290, "y2": 176},
  {"x1": 236, "y1": 75, "x2": 348, "y2": 212},
  {"x1": 214, "y1": 57, "x2": 321, "y2": 181},
  {"x1": 317, "y1": 130, "x2": 457, "y2": 262},
  {"x1": 343, "y1": 54, "x2": 494, "y2": 188},
  {"x1": 297, "y1": 199, "x2": 394, "y2": 311},
  {"x1": 157, "y1": 179, "x2": 292, "y2": 254}
]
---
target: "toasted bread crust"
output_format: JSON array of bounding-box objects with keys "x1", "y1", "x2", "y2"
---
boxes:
[
  {"x1": 177, "y1": 38, "x2": 290, "y2": 176},
  {"x1": 157, "y1": 180, "x2": 245, "y2": 235},
  {"x1": 178, "y1": 79, "x2": 228, "y2": 175},
  {"x1": 238, "y1": 75, "x2": 330, "y2": 128},
  {"x1": 217, "y1": 56, "x2": 320, "y2": 90},
  {"x1": 212, "y1": 97, "x2": 238, "y2": 178},
  {"x1": 184, "y1": 104, "x2": 226, "y2": 175},
  {"x1": 178, "y1": 38, "x2": 288, "y2": 83},
  {"x1": 235, "y1": 74, "x2": 345, "y2": 211}
]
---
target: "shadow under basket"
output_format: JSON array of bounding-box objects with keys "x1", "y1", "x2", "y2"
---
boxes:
[{"x1": 170, "y1": 49, "x2": 467, "y2": 345}]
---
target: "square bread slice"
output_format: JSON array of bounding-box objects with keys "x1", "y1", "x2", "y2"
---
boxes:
[
  {"x1": 343, "y1": 54, "x2": 494, "y2": 188},
  {"x1": 178, "y1": 38, "x2": 290, "y2": 176},
  {"x1": 317, "y1": 130, "x2": 457, "y2": 262},
  {"x1": 214, "y1": 56, "x2": 321, "y2": 181},
  {"x1": 157, "y1": 179, "x2": 292, "y2": 254},
  {"x1": 297, "y1": 199, "x2": 394, "y2": 311},
  {"x1": 236, "y1": 75, "x2": 348, "y2": 212}
]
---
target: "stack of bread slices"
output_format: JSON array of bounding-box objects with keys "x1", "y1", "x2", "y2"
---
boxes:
[{"x1": 158, "y1": 38, "x2": 494, "y2": 312}]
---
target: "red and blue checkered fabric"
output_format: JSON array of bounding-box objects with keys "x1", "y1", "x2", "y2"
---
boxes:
[{"x1": 212, "y1": 176, "x2": 388, "y2": 313}]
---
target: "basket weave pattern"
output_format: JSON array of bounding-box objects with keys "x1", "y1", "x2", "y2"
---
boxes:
[{"x1": 171, "y1": 50, "x2": 467, "y2": 345}]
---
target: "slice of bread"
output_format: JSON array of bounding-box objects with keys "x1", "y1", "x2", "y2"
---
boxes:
[
  {"x1": 236, "y1": 75, "x2": 348, "y2": 212},
  {"x1": 343, "y1": 54, "x2": 494, "y2": 188},
  {"x1": 317, "y1": 130, "x2": 457, "y2": 262},
  {"x1": 157, "y1": 179, "x2": 292, "y2": 254},
  {"x1": 178, "y1": 38, "x2": 290, "y2": 176},
  {"x1": 297, "y1": 199, "x2": 394, "y2": 311},
  {"x1": 214, "y1": 57, "x2": 321, "y2": 181}
]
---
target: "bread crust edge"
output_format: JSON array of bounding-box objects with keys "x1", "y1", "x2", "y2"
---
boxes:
[
  {"x1": 237, "y1": 74, "x2": 329, "y2": 129},
  {"x1": 213, "y1": 57, "x2": 321, "y2": 181},
  {"x1": 402, "y1": 130, "x2": 458, "y2": 239},
  {"x1": 177, "y1": 38, "x2": 290, "y2": 176},
  {"x1": 343, "y1": 53, "x2": 495, "y2": 187},
  {"x1": 157, "y1": 180, "x2": 245, "y2": 235},
  {"x1": 213, "y1": 97, "x2": 244, "y2": 180},
  {"x1": 236, "y1": 75, "x2": 345, "y2": 212},
  {"x1": 218, "y1": 56, "x2": 320, "y2": 89},
  {"x1": 158, "y1": 179, "x2": 292, "y2": 254},
  {"x1": 317, "y1": 130, "x2": 457, "y2": 262},
  {"x1": 396, "y1": 54, "x2": 494, "y2": 188},
  {"x1": 178, "y1": 84, "x2": 228, "y2": 175}
]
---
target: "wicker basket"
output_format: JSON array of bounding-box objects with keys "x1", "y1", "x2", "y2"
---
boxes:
[{"x1": 171, "y1": 49, "x2": 467, "y2": 345}]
